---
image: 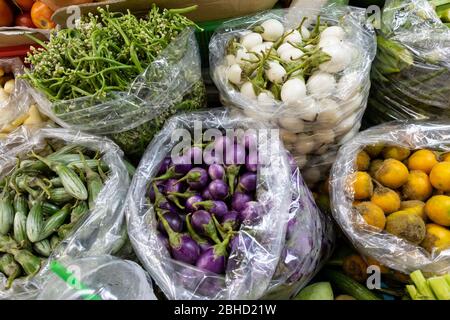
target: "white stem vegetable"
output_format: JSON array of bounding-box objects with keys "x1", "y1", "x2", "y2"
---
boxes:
[
  {"x1": 280, "y1": 48, "x2": 304, "y2": 63},
  {"x1": 278, "y1": 117, "x2": 305, "y2": 133},
  {"x1": 277, "y1": 43, "x2": 295, "y2": 56},
  {"x1": 240, "y1": 82, "x2": 257, "y2": 99},
  {"x1": 306, "y1": 71, "x2": 336, "y2": 96},
  {"x1": 319, "y1": 43, "x2": 351, "y2": 73},
  {"x1": 281, "y1": 78, "x2": 306, "y2": 105},
  {"x1": 240, "y1": 32, "x2": 263, "y2": 50},
  {"x1": 265, "y1": 61, "x2": 286, "y2": 84},
  {"x1": 227, "y1": 64, "x2": 243, "y2": 85},
  {"x1": 3, "y1": 79, "x2": 15, "y2": 95},
  {"x1": 258, "y1": 19, "x2": 285, "y2": 41}
]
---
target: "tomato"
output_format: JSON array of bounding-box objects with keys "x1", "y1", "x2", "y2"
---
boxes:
[
  {"x1": 13, "y1": 0, "x2": 35, "y2": 11},
  {"x1": 15, "y1": 12, "x2": 35, "y2": 28},
  {"x1": 0, "y1": 0, "x2": 14, "y2": 27},
  {"x1": 30, "y1": 1, "x2": 55, "y2": 29}
]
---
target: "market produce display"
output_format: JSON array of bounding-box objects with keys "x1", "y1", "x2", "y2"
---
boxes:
[
  {"x1": 406, "y1": 269, "x2": 450, "y2": 300},
  {"x1": 25, "y1": 5, "x2": 206, "y2": 161},
  {"x1": 331, "y1": 121, "x2": 450, "y2": 275},
  {"x1": 210, "y1": 4, "x2": 376, "y2": 187},
  {"x1": 0, "y1": 128, "x2": 129, "y2": 298},
  {"x1": 366, "y1": 0, "x2": 450, "y2": 125},
  {"x1": 126, "y1": 109, "x2": 332, "y2": 300},
  {"x1": 0, "y1": 0, "x2": 55, "y2": 28}
]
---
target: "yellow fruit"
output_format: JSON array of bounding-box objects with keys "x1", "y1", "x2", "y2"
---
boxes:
[
  {"x1": 407, "y1": 149, "x2": 438, "y2": 174},
  {"x1": 400, "y1": 200, "x2": 427, "y2": 221},
  {"x1": 356, "y1": 150, "x2": 370, "y2": 171},
  {"x1": 364, "y1": 144, "x2": 384, "y2": 158},
  {"x1": 355, "y1": 202, "x2": 386, "y2": 231},
  {"x1": 351, "y1": 171, "x2": 373, "y2": 200},
  {"x1": 440, "y1": 152, "x2": 450, "y2": 162},
  {"x1": 382, "y1": 146, "x2": 411, "y2": 161},
  {"x1": 368, "y1": 159, "x2": 383, "y2": 178},
  {"x1": 375, "y1": 159, "x2": 409, "y2": 189},
  {"x1": 420, "y1": 223, "x2": 450, "y2": 253},
  {"x1": 429, "y1": 162, "x2": 450, "y2": 191},
  {"x1": 385, "y1": 210, "x2": 426, "y2": 244},
  {"x1": 424, "y1": 195, "x2": 450, "y2": 226},
  {"x1": 371, "y1": 186, "x2": 400, "y2": 214},
  {"x1": 402, "y1": 170, "x2": 433, "y2": 201}
]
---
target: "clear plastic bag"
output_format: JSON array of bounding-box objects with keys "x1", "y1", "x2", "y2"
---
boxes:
[
  {"x1": 210, "y1": 5, "x2": 376, "y2": 176},
  {"x1": 0, "y1": 127, "x2": 130, "y2": 299},
  {"x1": 29, "y1": 28, "x2": 206, "y2": 162},
  {"x1": 366, "y1": 0, "x2": 450, "y2": 126},
  {"x1": 37, "y1": 255, "x2": 156, "y2": 300},
  {"x1": 330, "y1": 121, "x2": 450, "y2": 275},
  {"x1": 0, "y1": 58, "x2": 34, "y2": 129},
  {"x1": 126, "y1": 108, "x2": 332, "y2": 299}
]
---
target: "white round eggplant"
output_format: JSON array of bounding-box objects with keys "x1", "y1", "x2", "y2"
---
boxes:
[
  {"x1": 225, "y1": 54, "x2": 237, "y2": 66},
  {"x1": 337, "y1": 72, "x2": 361, "y2": 100},
  {"x1": 278, "y1": 117, "x2": 305, "y2": 133},
  {"x1": 280, "y1": 78, "x2": 306, "y2": 105},
  {"x1": 317, "y1": 99, "x2": 342, "y2": 124},
  {"x1": 240, "y1": 82, "x2": 257, "y2": 100},
  {"x1": 277, "y1": 43, "x2": 295, "y2": 56},
  {"x1": 321, "y1": 26, "x2": 345, "y2": 41},
  {"x1": 280, "y1": 129, "x2": 298, "y2": 144},
  {"x1": 280, "y1": 48, "x2": 304, "y2": 63},
  {"x1": 295, "y1": 134, "x2": 316, "y2": 154},
  {"x1": 240, "y1": 32, "x2": 263, "y2": 51},
  {"x1": 306, "y1": 71, "x2": 336, "y2": 96},
  {"x1": 265, "y1": 61, "x2": 286, "y2": 84},
  {"x1": 319, "y1": 43, "x2": 351, "y2": 73},
  {"x1": 283, "y1": 29, "x2": 303, "y2": 45},
  {"x1": 227, "y1": 64, "x2": 243, "y2": 85},
  {"x1": 259, "y1": 19, "x2": 285, "y2": 41}
]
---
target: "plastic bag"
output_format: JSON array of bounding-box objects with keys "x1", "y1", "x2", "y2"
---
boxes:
[
  {"x1": 0, "y1": 127, "x2": 130, "y2": 299},
  {"x1": 30, "y1": 28, "x2": 206, "y2": 162},
  {"x1": 0, "y1": 58, "x2": 34, "y2": 129},
  {"x1": 330, "y1": 121, "x2": 450, "y2": 274},
  {"x1": 37, "y1": 255, "x2": 156, "y2": 300},
  {"x1": 365, "y1": 0, "x2": 450, "y2": 126},
  {"x1": 126, "y1": 108, "x2": 332, "y2": 299},
  {"x1": 210, "y1": 5, "x2": 376, "y2": 180}
]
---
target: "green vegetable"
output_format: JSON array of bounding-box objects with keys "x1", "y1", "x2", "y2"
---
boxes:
[
  {"x1": 26, "y1": 199, "x2": 44, "y2": 243},
  {"x1": 42, "y1": 202, "x2": 61, "y2": 215},
  {"x1": 33, "y1": 239, "x2": 52, "y2": 257},
  {"x1": 80, "y1": 153, "x2": 103, "y2": 209},
  {"x1": 13, "y1": 211, "x2": 28, "y2": 246},
  {"x1": 0, "y1": 190, "x2": 15, "y2": 235},
  {"x1": 294, "y1": 282, "x2": 334, "y2": 300},
  {"x1": 324, "y1": 269, "x2": 381, "y2": 300},
  {"x1": 49, "y1": 188, "x2": 74, "y2": 204},
  {"x1": 0, "y1": 254, "x2": 21, "y2": 288},
  {"x1": 428, "y1": 276, "x2": 450, "y2": 300},
  {"x1": 38, "y1": 204, "x2": 71, "y2": 242},
  {"x1": 10, "y1": 249, "x2": 41, "y2": 276},
  {"x1": 410, "y1": 270, "x2": 436, "y2": 300}
]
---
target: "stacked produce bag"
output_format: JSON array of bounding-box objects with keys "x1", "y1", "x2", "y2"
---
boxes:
[
  {"x1": 0, "y1": 127, "x2": 129, "y2": 299},
  {"x1": 25, "y1": 6, "x2": 206, "y2": 162},
  {"x1": 210, "y1": 4, "x2": 376, "y2": 187},
  {"x1": 366, "y1": 0, "x2": 450, "y2": 125},
  {"x1": 126, "y1": 109, "x2": 333, "y2": 300},
  {"x1": 331, "y1": 121, "x2": 450, "y2": 275}
]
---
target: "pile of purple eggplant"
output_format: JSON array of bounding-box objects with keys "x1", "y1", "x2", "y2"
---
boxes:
[{"x1": 149, "y1": 132, "x2": 261, "y2": 275}]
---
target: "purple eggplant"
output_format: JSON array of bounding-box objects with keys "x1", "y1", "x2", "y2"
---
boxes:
[
  {"x1": 238, "y1": 172, "x2": 257, "y2": 193},
  {"x1": 213, "y1": 135, "x2": 233, "y2": 156},
  {"x1": 193, "y1": 200, "x2": 228, "y2": 220},
  {"x1": 239, "y1": 201, "x2": 262, "y2": 223},
  {"x1": 191, "y1": 210, "x2": 221, "y2": 244},
  {"x1": 224, "y1": 143, "x2": 246, "y2": 166},
  {"x1": 171, "y1": 153, "x2": 193, "y2": 175},
  {"x1": 149, "y1": 180, "x2": 165, "y2": 203},
  {"x1": 202, "y1": 188, "x2": 213, "y2": 200},
  {"x1": 195, "y1": 235, "x2": 231, "y2": 274},
  {"x1": 151, "y1": 183, "x2": 177, "y2": 213},
  {"x1": 165, "y1": 179, "x2": 187, "y2": 209},
  {"x1": 157, "y1": 211, "x2": 184, "y2": 234},
  {"x1": 157, "y1": 157, "x2": 172, "y2": 175},
  {"x1": 222, "y1": 211, "x2": 239, "y2": 232},
  {"x1": 208, "y1": 164, "x2": 225, "y2": 181},
  {"x1": 175, "y1": 167, "x2": 208, "y2": 190},
  {"x1": 231, "y1": 192, "x2": 252, "y2": 212},
  {"x1": 208, "y1": 180, "x2": 229, "y2": 200},
  {"x1": 153, "y1": 166, "x2": 181, "y2": 182},
  {"x1": 245, "y1": 152, "x2": 258, "y2": 172},
  {"x1": 243, "y1": 131, "x2": 257, "y2": 150},
  {"x1": 185, "y1": 195, "x2": 203, "y2": 212},
  {"x1": 203, "y1": 148, "x2": 222, "y2": 165},
  {"x1": 186, "y1": 214, "x2": 214, "y2": 253},
  {"x1": 157, "y1": 211, "x2": 200, "y2": 265}
]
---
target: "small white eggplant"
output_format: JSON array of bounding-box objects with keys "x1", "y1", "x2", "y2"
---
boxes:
[
  {"x1": 306, "y1": 71, "x2": 336, "y2": 96},
  {"x1": 317, "y1": 99, "x2": 342, "y2": 124},
  {"x1": 337, "y1": 124, "x2": 360, "y2": 144},
  {"x1": 318, "y1": 36, "x2": 342, "y2": 49},
  {"x1": 281, "y1": 78, "x2": 306, "y2": 105},
  {"x1": 265, "y1": 61, "x2": 287, "y2": 84},
  {"x1": 257, "y1": 90, "x2": 275, "y2": 105},
  {"x1": 277, "y1": 43, "x2": 295, "y2": 56},
  {"x1": 278, "y1": 117, "x2": 305, "y2": 133},
  {"x1": 227, "y1": 64, "x2": 243, "y2": 85},
  {"x1": 264, "y1": 42, "x2": 274, "y2": 49},
  {"x1": 341, "y1": 93, "x2": 364, "y2": 116},
  {"x1": 250, "y1": 44, "x2": 268, "y2": 55},
  {"x1": 335, "y1": 112, "x2": 359, "y2": 135},
  {"x1": 240, "y1": 82, "x2": 257, "y2": 100},
  {"x1": 337, "y1": 72, "x2": 361, "y2": 100},
  {"x1": 283, "y1": 29, "x2": 303, "y2": 45},
  {"x1": 295, "y1": 134, "x2": 316, "y2": 155},
  {"x1": 319, "y1": 43, "x2": 351, "y2": 74},
  {"x1": 240, "y1": 32, "x2": 263, "y2": 51},
  {"x1": 225, "y1": 54, "x2": 237, "y2": 66},
  {"x1": 320, "y1": 26, "x2": 345, "y2": 41},
  {"x1": 280, "y1": 48, "x2": 304, "y2": 63},
  {"x1": 298, "y1": 100, "x2": 319, "y2": 122},
  {"x1": 258, "y1": 19, "x2": 285, "y2": 42},
  {"x1": 313, "y1": 129, "x2": 335, "y2": 145}
]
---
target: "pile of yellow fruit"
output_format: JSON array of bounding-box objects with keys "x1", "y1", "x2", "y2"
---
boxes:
[{"x1": 351, "y1": 145, "x2": 450, "y2": 254}]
